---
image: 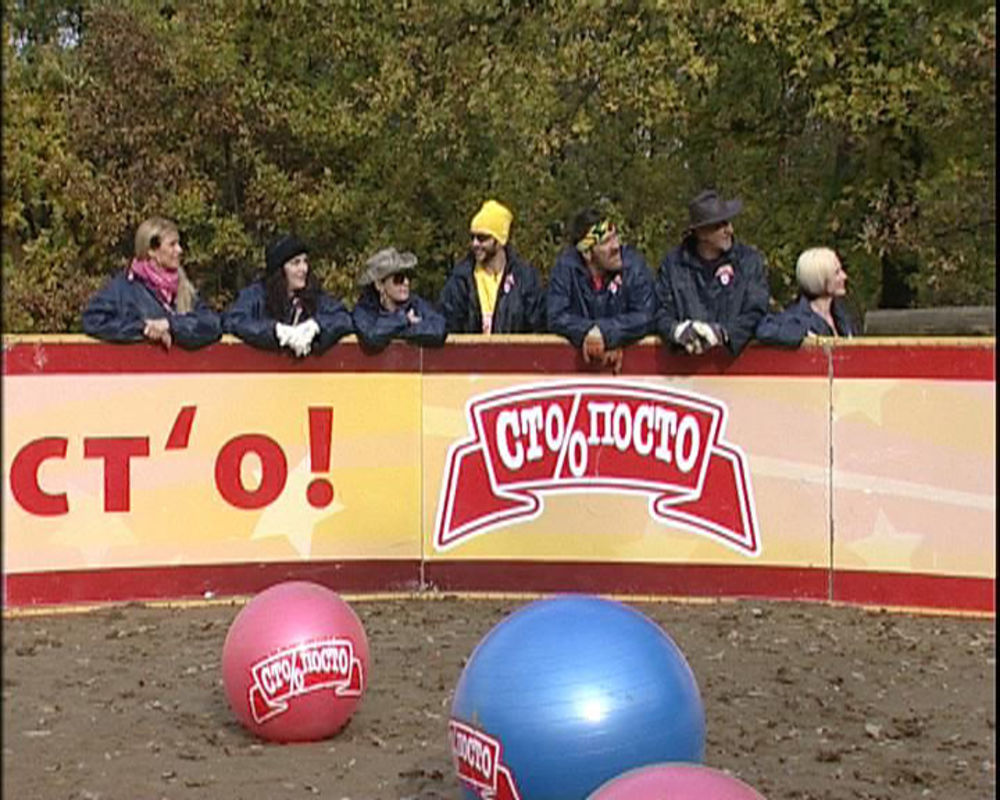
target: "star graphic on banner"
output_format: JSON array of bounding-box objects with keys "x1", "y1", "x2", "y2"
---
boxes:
[
  {"x1": 842, "y1": 509, "x2": 923, "y2": 569},
  {"x1": 249, "y1": 457, "x2": 346, "y2": 557},
  {"x1": 47, "y1": 483, "x2": 139, "y2": 567},
  {"x1": 832, "y1": 381, "x2": 894, "y2": 428}
]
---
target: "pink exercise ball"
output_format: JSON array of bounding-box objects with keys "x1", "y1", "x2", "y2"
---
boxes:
[
  {"x1": 587, "y1": 762, "x2": 767, "y2": 800},
  {"x1": 222, "y1": 581, "x2": 369, "y2": 742}
]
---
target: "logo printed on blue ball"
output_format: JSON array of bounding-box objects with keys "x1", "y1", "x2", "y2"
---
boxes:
[{"x1": 449, "y1": 720, "x2": 520, "y2": 799}]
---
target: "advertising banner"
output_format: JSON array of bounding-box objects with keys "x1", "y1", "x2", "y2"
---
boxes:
[
  {"x1": 3, "y1": 373, "x2": 423, "y2": 573},
  {"x1": 422, "y1": 375, "x2": 831, "y2": 568},
  {"x1": 832, "y1": 379, "x2": 995, "y2": 578},
  {"x1": 3, "y1": 337, "x2": 994, "y2": 611}
]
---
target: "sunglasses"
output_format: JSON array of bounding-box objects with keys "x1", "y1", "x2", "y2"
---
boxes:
[
  {"x1": 389, "y1": 272, "x2": 410, "y2": 285},
  {"x1": 470, "y1": 233, "x2": 494, "y2": 244}
]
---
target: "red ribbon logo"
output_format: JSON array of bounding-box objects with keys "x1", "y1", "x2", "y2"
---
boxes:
[
  {"x1": 434, "y1": 381, "x2": 759, "y2": 555},
  {"x1": 247, "y1": 637, "x2": 364, "y2": 723},
  {"x1": 449, "y1": 720, "x2": 522, "y2": 800}
]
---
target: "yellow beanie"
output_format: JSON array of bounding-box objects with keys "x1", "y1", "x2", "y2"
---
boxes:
[{"x1": 470, "y1": 200, "x2": 513, "y2": 246}]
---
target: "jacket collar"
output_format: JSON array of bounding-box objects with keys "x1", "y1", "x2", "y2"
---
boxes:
[{"x1": 680, "y1": 236, "x2": 736, "y2": 271}]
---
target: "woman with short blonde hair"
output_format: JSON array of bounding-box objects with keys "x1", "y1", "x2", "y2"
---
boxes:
[
  {"x1": 82, "y1": 216, "x2": 221, "y2": 349},
  {"x1": 796, "y1": 247, "x2": 841, "y2": 299},
  {"x1": 756, "y1": 247, "x2": 855, "y2": 347}
]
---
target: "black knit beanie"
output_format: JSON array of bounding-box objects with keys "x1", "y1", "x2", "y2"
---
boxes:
[{"x1": 265, "y1": 234, "x2": 309, "y2": 276}]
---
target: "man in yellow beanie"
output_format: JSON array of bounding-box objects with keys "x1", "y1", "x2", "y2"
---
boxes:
[{"x1": 438, "y1": 199, "x2": 546, "y2": 334}]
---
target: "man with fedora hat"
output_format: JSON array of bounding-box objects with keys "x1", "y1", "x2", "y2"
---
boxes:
[
  {"x1": 654, "y1": 189, "x2": 770, "y2": 356},
  {"x1": 352, "y1": 246, "x2": 446, "y2": 352},
  {"x1": 439, "y1": 199, "x2": 546, "y2": 334},
  {"x1": 223, "y1": 233, "x2": 352, "y2": 357}
]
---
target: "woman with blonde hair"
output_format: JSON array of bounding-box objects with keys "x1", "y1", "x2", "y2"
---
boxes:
[
  {"x1": 756, "y1": 247, "x2": 855, "y2": 347},
  {"x1": 82, "y1": 217, "x2": 221, "y2": 349}
]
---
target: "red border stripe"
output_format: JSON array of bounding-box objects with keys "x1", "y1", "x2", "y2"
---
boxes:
[
  {"x1": 3, "y1": 561, "x2": 422, "y2": 606},
  {"x1": 4, "y1": 563, "x2": 992, "y2": 613},
  {"x1": 833, "y1": 569, "x2": 995, "y2": 613},
  {"x1": 3, "y1": 337, "x2": 994, "y2": 379},
  {"x1": 1, "y1": 339, "x2": 421, "y2": 375},
  {"x1": 423, "y1": 561, "x2": 830, "y2": 600},
  {"x1": 421, "y1": 340, "x2": 831, "y2": 377},
  {"x1": 832, "y1": 345, "x2": 995, "y2": 381}
]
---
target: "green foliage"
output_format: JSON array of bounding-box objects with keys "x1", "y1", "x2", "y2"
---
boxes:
[{"x1": 2, "y1": 0, "x2": 994, "y2": 332}]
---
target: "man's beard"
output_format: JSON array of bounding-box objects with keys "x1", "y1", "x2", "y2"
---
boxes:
[{"x1": 474, "y1": 246, "x2": 496, "y2": 264}]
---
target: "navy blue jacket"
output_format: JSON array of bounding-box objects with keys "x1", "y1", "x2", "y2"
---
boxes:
[
  {"x1": 546, "y1": 245, "x2": 655, "y2": 349},
  {"x1": 654, "y1": 239, "x2": 770, "y2": 355},
  {"x1": 755, "y1": 294, "x2": 855, "y2": 347},
  {"x1": 222, "y1": 280, "x2": 353, "y2": 354},
  {"x1": 439, "y1": 245, "x2": 546, "y2": 334},
  {"x1": 82, "y1": 273, "x2": 221, "y2": 349},
  {"x1": 351, "y1": 288, "x2": 447, "y2": 352}
]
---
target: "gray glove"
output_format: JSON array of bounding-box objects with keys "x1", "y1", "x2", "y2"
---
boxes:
[
  {"x1": 691, "y1": 321, "x2": 727, "y2": 350},
  {"x1": 672, "y1": 320, "x2": 703, "y2": 354}
]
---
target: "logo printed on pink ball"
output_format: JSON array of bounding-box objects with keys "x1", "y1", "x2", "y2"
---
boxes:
[
  {"x1": 434, "y1": 381, "x2": 760, "y2": 555},
  {"x1": 248, "y1": 637, "x2": 364, "y2": 723},
  {"x1": 449, "y1": 720, "x2": 522, "y2": 800}
]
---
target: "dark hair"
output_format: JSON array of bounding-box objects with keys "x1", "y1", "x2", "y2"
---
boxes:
[
  {"x1": 568, "y1": 208, "x2": 603, "y2": 245},
  {"x1": 264, "y1": 268, "x2": 320, "y2": 321}
]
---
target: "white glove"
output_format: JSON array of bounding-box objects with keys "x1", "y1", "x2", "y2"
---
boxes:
[
  {"x1": 289, "y1": 319, "x2": 321, "y2": 357},
  {"x1": 285, "y1": 320, "x2": 318, "y2": 357},
  {"x1": 275, "y1": 322, "x2": 295, "y2": 348},
  {"x1": 296, "y1": 319, "x2": 320, "y2": 346}
]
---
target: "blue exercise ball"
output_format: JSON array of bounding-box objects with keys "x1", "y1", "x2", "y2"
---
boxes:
[{"x1": 449, "y1": 594, "x2": 705, "y2": 800}]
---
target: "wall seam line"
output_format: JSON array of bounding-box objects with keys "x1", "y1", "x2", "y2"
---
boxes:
[{"x1": 828, "y1": 343, "x2": 835, "y2": 603}]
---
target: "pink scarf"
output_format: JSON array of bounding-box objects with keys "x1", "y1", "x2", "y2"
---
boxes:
[{"x1": 128, "y1": 258, "x2": 179, "y2": 309}]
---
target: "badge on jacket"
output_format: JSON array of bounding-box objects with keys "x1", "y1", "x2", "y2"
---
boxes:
[
  {"x1": 608, "y1": 274, "x2": 622, "y2": 295},
  {"x1": 503, "y1": 273, "x2": 516, "y2": 294},
  {"x1": 715, "y1": 264, "x2": 735, "y2": 286}
]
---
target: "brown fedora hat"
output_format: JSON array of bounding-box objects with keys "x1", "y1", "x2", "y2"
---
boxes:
[{"x1": 688, "y1": 190, "x2": 743, "y2": 229}]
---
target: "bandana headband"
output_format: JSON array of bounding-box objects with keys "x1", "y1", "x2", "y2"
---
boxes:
[{"x1": 576, "y1": 219, "x2": 614, "y2": 253}]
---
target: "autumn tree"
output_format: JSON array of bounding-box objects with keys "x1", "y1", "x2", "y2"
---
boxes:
[{"x1": 2, "y1": 0, "x2": 994, "y2": 332}]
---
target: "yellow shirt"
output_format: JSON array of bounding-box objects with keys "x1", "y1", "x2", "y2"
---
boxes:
[{"x1": 474, "y1": 266, "x2": 503, "y2": 334}]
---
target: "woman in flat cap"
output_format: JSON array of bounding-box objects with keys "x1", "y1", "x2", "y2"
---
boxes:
[{"x1": 351, "y1": 247, "x2": 446, "y2": 352}]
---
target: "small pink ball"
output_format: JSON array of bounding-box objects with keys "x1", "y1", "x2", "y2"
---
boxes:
[
  {"x1": 222, "y1": 581, "x2": 369, "y2": 742},
  {"x1": 587, "y1": 762, "x2": 767, "y2": 800}
]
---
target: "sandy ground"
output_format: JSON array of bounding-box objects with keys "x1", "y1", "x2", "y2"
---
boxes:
[{"x1": 2, "y1": 595, "x2": 995, "y2": 799}]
